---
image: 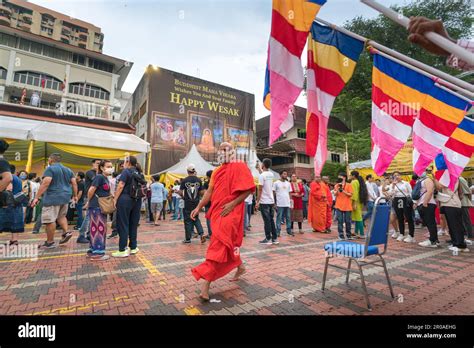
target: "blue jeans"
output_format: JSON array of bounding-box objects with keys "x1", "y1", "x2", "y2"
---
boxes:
[
  {"x1": 276, "y1": 206, "x2": 292, "y2": 236},
  {"x1": 302, "y1": 200, "x2": 308, "y2": 220},
  {"x1": 363, "y1": 201, "x2": 374, "y2": 223},
  {"x1": 260, "y1": 204, "x2": 277, "y2": 241},
  {"x1": 173, "y1": 197, "x2": 182, "y2": 220},
  {"x1": 76, "y1": 202, "x2": 84, "y2": 228},
  {"x1": 244, "y1": 202, "x2": 252, "y2": 230},
  {"x1": 79, "y1": 209, "x2": 90, "y2": 238},
  {"x1": 336, "y1": 209, "x2": 352, "y2": 238},
  {"x1": 183, "y1": 209, "x2": 204, "y2": 241}
]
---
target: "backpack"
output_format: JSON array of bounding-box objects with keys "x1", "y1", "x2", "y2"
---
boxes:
[
  {"x1": 411, "y1": 178, "x2": 426, "y2": 201},
  {"x1": 129, "y1": 170, "x2": 147, "y2": 200}
]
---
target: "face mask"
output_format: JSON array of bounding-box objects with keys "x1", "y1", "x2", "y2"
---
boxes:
[
  {"x1": 20, "y1": 175, "x2": 27, "y2": 180},
  {"x1": 104, "y1": 168, "x2": 114, "y2": 175}
]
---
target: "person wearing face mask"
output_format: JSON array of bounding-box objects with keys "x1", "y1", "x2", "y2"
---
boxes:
[{"x1": 85, "y1": 160, "x2": 114, "y2": 260}]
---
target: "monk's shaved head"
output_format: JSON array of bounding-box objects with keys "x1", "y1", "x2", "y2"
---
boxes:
[
  {"x1": 218, "y1": 142, "x2": 235, "y2": 164},
  {"x1": 219, "y1": 142, "x2": 234, "y2": 152}
]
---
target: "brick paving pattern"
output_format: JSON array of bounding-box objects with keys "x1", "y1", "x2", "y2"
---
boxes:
[{"x1": 0, "y1": 214, "x2": 472, "y2": 315}]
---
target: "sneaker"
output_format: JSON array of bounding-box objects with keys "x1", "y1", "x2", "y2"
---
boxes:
[
  {"x1": 403, "y1": 235, "x2": 415, "y2": 243},
  {"x1": 107, "y1": 232, "x2": 118, "y2": 239},
  {"x1": 90, "y1": 255, "x2": 110, "y2": 261},
  {"x1": 287, "y1": 232, "x2": 295, "y2": 237},
  {"x1": 465, "y1": 239, "x2": 473, "y2": 246},
  {"x1": 347, "y1": 236, "x2": 355, "y2": 240},
  {"x1": 200, "y1": 235, "x2": 207, "y2": 244},
  {"x1": 182, "y1": 240, "x2": 191, "y2": 244},
  {"x1": 299, "y1": 230, "x2": 304, "y2": 234},
  {"x1": 38, "y1": 241, "x2": 56, "y2": 249},
  {"x1": 396, "y1": 235, "x2": 405, "y2": 242},
  {"x1": 338, "y1": 236, "x2": 345, "y2": 241},
  {"x1": 111, "y1": 250, "x2": 130, "y2": 258},
  {"x1": 32, "y1": 230, "x2": 40, "y2": 234},
  {"x1": 391, "y1": 231, "x2": 400, "y2": 239},
  {"x1": 76, "y1": 236, "x2": 89, "y2": 244},
  {"x1": 418, "y1": 240, "x2": 439, "y2": 248},
  {"x1": 437, "y1": 229, "x2": 446, "y2": 236},
  {"x1": 448, "y1": 246, "x2": 459, "y2": 253},
  {"x1": 259, "y1": 239, "x2": 272, "y2": 245},
  {"x1": 272, "y1": 239, "x2": 279, "y2": 245},
  {"x1": 59, "y1": 231, "x2": 73, "y2": 245},
  {"x1": 459, "y1": 247, "x2": 470, "y2": 253},
  {"x1": 130, "y1": 247, "x2": 139, "y2": 255}
]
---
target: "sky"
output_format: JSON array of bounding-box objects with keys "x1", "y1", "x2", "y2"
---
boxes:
[{"x1": 31, "y1": 0, "x2": 408, "y2": 119}]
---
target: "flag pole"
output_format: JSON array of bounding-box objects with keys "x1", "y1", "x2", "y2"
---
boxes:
[
  {"x1": 314, "y1": 17, "x2": 474, "y2": 97},
  {"x1": 360, "y1": 0, "x2": 474, "y2": 65}
]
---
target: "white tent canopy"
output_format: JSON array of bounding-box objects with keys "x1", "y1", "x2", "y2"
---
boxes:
[
  {"x1": 0, "y1": 115, "x2": 150, "y2": 153},
  {"x1": 349, "y1": 159, "x2": 372, "y2": 170},
  {"x1": 157, "y1": 144, "x2": 216, "y2": 176}
]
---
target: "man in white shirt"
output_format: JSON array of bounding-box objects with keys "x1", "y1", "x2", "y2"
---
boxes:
[
  {"x1": 391, "y1": 171, "x2": 415, "y2": 243},
  {"x1": 244, "y1": 193, "x2": 253, "y2": 235},
  {"x1": 172, "y1": 180, "x2": 182, "y2": 220},
  {"x1": 273, "y1": 171, "x2": 294, "y2": 237},
  {"x1": 363, "y1": 174, "x2": 378, "y2": 225},
  {"x1": 256, "y1": 158, "x2": 278, "y2": 245}
]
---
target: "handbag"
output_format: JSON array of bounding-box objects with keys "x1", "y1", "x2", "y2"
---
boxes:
[{"x1": 96, "y1": 194, "x2": 116, "y2": 214}]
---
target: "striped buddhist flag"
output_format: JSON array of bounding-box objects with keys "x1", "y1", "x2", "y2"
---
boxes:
[
  {"x1": 412, "y1": 90, "x2": 471, "y2": 177},
  {"x1": 306, "y1": 22, "x2": 364, "y2": 175},
  {"x1": 264, "y1": 0, "x2": 326, "y2": 145},
  {"x1": 371, "y1": 53, "x2": 419, "y2": 175},
  {"x1": 435, "y1": 116, "x2": 474, "y2": 190}
]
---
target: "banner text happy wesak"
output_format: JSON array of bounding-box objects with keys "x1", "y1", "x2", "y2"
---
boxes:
[{"x1": 146, "y1": 67, "x2": 255, "y2": 174}]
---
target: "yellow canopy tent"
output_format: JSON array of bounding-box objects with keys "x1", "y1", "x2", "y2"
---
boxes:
[{"x1": 0, "y1": 115, "x2": 150, "y2": 174}]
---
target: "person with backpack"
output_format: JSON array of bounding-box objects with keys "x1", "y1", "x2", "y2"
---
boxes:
[{"x1": 112, "y1": 156, "x2": 146, "y2": 258}]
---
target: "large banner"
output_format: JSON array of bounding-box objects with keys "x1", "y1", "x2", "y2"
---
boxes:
[{"x1": 148, "y1": 68, "x2": 255, "y2": 173}]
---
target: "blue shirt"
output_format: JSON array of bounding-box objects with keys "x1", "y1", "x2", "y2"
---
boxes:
[
  {"x1": 42, "y1": 163, "x2": 74, "y2": 206},
  {"x1": 150, "y1": 182, "x2": 165, "y2": 203},
  {"x1": 12, "y1": 175, "x2": 22, "y2": 194}
]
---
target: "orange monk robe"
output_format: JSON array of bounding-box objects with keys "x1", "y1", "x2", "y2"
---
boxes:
[
  {"x1": 308, "y1": 181, "x2": 328, "y2": 232},
  {"x1": 191, "y1": 161, "x2": 255, "y2": 282},
  {"x1": 325, "y1": 184, "x2": 333, "y2": 230}
]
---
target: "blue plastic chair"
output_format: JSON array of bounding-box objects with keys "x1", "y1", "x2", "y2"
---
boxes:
[{"x1": 321, "y1": 197, "x2": 395, "y2": 310}]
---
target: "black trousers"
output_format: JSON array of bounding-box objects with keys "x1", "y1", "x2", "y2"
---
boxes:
[
  {"x1": 461, "y1": 207, "x2": 473, "y2": 238},
  {"x1": 183, "y1": 209, "x2": 204, "y2": 241},
  {"x1": 417, "y1": 204, "x2": 438, "y2": 243},
  {"x1": 443, "y1": 206, "x2": 467, "y2": 249},
  {"x1": 393, "y1": 197, "x2": 415, "y2": 237},
  {"x1": 116, "y1": 194, "x2": 141, "y2": 252},
  {"x1": 260, "y1": 204, "x2": 277, "y2": 241},
  {"x1": 160, "y1": 200, "x2": 167, "y2": 220}
]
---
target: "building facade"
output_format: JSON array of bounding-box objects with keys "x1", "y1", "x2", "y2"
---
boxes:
[
  {"x1": 0, "y1": 14, "x2": 132, "y2": 120},
  {"x1": 0, "y1": 0, "x2": 104, "y2": 52},
  {"x1": 256, "y1": 106, "x2": 349, "y2": 181}
]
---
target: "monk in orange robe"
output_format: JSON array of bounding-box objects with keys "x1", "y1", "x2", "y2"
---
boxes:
[
  {"x1": 191, "y1": 142, "x2": 255, "y2": 301},
  {"x1": 308, "y1": 175, "x2": 328, "y2": 233},
  {"x1": 323, "y1": 176, "x2": 333, "y2": 233}
]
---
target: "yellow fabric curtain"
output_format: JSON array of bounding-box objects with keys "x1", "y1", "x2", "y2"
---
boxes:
[
  {"x1": 49, "y1": 143, "x2": 139, "y2": 159},
  {"x1": 4, "y1": 139, "x2": 17, "y2": 144},
  {"x1": 25, "y1": 140, "x2": 35, "y2": 172}
]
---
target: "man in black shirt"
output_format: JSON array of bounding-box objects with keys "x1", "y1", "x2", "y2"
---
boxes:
[
  {"x1": 77, "y1": 159, "x2": 100, "y2": 243},
  {"x1": 180, "y1": 164, "x2": 205, "y2": 244},
  {"x1": 75, "y1": 172, "x2": 85, "y2": 230},
  {"x1": 0, "y1": 140, "x2": 12, "y2": 203}
]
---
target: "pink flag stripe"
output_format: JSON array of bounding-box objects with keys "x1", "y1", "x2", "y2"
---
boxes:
[
  {"x1": 269, "y1": 37, "x2": 305, "y2": 89},
  {"x1": 371, "y1": 120, "x2": 406, "y2": 175}
]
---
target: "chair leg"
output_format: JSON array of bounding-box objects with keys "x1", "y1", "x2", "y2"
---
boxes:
[
  {"x1": 354, "y1": 260, "x2": 372, "y2": 310},
  {"x1": 322, "y1": 256, "x2": 330, "y2": 291},
  {"x1": 345, "y1": 258, "x2": 352, "y2": 284},
  {"x1": 379, "y1": 255, "x2": 395, "y2": 299}
]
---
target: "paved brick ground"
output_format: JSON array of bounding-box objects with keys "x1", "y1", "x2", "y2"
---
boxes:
[{"x1": 0, "y1": 212, "x2": 472, "y2": 316}]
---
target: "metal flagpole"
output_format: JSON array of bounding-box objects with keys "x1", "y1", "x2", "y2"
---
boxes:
[
  {"x1": 360, "y1": 0, "x2": 474, "y2": 65},
  {"x1": 314, "y1": 17, "x2": 474, "y2": 98}
]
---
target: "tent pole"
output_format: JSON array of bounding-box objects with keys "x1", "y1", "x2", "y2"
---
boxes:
[
  {"x1": 146, "y1": 150, "x2": 152, "y2": 176},
  {"x1": 25, "y1": 139, "x2": 34, "y2": 172}
]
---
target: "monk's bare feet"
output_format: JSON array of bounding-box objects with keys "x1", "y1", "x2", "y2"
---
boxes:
[
  {"x1": 229, "y1": 264, "x2": 246, "y2": 282},
  {"x1": 199, "y1": 281, "x2": 210, "y2": 301}
]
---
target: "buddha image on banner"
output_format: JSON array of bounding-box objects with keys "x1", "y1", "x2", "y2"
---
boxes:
[
  {"x1": 226, "y1": 126, "x2": 250, "y2": 159},
  {"x1": 191, "y1": 113, "x2": 223, "y2": 160},
  {"x1": 153, "y1": 112, "x2": 187, "y2": 150}
]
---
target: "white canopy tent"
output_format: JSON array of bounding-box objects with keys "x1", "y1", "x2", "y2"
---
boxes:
[{"x1": 157, "y1": 144, "x2": 216, "y2": 176}]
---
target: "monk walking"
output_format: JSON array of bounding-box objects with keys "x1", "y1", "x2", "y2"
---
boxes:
[
  {"x1": 308, "y1": 175, "x2": 328, "y2": 233},
  {"x1": 190, "y1": 142, "x2": 255, "y2": 301}
]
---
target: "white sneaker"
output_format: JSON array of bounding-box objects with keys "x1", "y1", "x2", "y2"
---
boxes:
[
  {"x1": 465, "y1": 239, "x2": 473, "y2": 246},
  {"x1": 403, "y1": 235, "x2": 415, "y2": 243},
  {"x1": 396, "y1": 235, "x2": 405, "y2": 242},
  {"x1": 448, "y1": 246, "x2": 459, "y2": 254},
  {"x1": 391, "y1": 231, "x2": 400, "y2": 239},
  {"x1": 437, "y1": 229, "x2": 446, "y2": 236},
  {"x1": 418, "y1": 240, "x2": 438, "y2": 248}
]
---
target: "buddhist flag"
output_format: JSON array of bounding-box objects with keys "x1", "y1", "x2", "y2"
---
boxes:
[
  {"x1": 264, "y1": 0, "x2": 326, "y2": 145},
  {"x1": 435, "y1": 116, "x2": 474, "y2": 190},
  {"x1": 306, "y1": 22, "x2": 363, "y2": 174}
]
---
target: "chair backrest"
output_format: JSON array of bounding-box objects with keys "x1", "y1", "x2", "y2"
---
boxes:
[{"x1": 364, "y1": 197, "x2": 391, "y2": 256}]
